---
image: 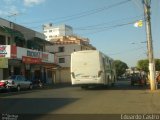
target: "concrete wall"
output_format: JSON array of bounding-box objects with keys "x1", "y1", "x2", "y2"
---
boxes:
[
  {"x1": 55, "y1": 68, "x2": 71, "y2": 83},
  {"x1": 0, "y1": 18, "x2": 13, "y2": 28},
  {"x1": 46, "y1": 44, "x2": 81, "y2": 67}
]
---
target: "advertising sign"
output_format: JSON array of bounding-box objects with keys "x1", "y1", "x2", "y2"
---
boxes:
[
  {"x1": 0, "y1": 58, "x2": 8, "y2": 68},
  {"x1": 22, "y1": 56, "x2": 41, "y2": 64},
  {"x1": 11, "y1": 45, "x2": 17, "y2": 58},
  {"x1": 17, "y1": 47, "x2": 54, "y2": 63},
  {"x1": 0, "y1": 45, "x2": 10, "y2": 58}
]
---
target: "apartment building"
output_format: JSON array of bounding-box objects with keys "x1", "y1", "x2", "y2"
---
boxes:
[{"x1": 43, "y1": 23, "x2": 73, "y2": 41}]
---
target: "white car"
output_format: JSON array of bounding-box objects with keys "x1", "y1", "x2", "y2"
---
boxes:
[{"x1": 4, "y1": 75, "x2": 33, "y2": 91}]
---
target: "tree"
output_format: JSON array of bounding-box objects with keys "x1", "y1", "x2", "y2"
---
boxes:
[
  {"x1": 137, "y1": 59, "x2": 160, "y2": 72},
  {"x1": 137, "y1": 59, "x2": 149, "y2": 72},
  {"x1": 155, "y1": 59, "x2": 160, "y2": 71},
  {"x1": 114, "y1": 60, "x2": 128, "y2": 77}
]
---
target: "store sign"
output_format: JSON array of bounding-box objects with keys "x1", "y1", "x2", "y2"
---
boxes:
[
  {"x1": 0, "y1": 58, "x2": 8, "y2": 68},
  {"x1": 0, "y1": 46, "x2": 7, "y2": 57},
  {"x1": 22, "y1": 56, "x2": 41, "y2": 64},
  {"x1": 11, "y1": 45, "x2": 17, "y2": 58},
  {"x1": 0, "y1": 45, "x2": 11, "y2": 58},
  {"x1": 17, "y1": 47, "x2": 54, "y2": 63},
  {"x1": 42, "y1": 53, "x2": 49, "y2": 61},
  {"x1": 27, "y1": 50, "x2": 41, "y2": 58}
]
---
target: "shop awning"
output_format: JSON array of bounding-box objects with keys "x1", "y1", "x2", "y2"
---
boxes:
[{"x1": 41, "y1": 62, "x2": 61, "y2": 70}]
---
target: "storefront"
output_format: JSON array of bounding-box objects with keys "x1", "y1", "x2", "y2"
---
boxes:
[
  {"x1": 17, "y1": 47, "x2": 55, "y2": 83},
  {"x1": 0, "y1": 45, "x2": 20, "y2": 79},
  {"x1": 0, "y1": 45, "x2": 56, "y2": 83}
]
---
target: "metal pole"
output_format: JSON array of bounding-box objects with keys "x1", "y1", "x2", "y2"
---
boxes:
[{"x1": 143, "y1": 0, "x2": 157, "y2": 90}]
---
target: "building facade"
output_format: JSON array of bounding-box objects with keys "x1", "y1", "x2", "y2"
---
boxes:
[
  {"x1": 0, "y1": 18, "x2": 56, "y2": 84},
  {"x1": 43, "y1": 23, "x2": 73, "y2": 41}
]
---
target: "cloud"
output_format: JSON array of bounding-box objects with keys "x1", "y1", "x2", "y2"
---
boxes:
[{"x1": 24, "y1": 0, "x2": 45, "y2": 7}]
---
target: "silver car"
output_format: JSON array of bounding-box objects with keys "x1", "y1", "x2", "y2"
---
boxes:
[{"x1": 5, "y1": 75, "x2": 33, "y2": 91}]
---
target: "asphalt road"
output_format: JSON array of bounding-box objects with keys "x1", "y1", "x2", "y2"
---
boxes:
[{"x1": 0, "y1": 80, "x2": 160, "y2": 120}]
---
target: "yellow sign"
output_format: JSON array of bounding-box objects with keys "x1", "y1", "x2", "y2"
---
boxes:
[{"x1": 0, "y1": 58, "x2": 8, "y2": 68}]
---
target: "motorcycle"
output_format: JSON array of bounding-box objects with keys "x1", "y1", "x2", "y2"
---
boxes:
[{"x1": 32, "y1": 79, "x2": 43, "y2": 88}]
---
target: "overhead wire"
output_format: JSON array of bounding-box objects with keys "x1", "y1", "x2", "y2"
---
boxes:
[
  {"x1": 73, "y1": 15, "x2": 143, "y2": 31},
  {"x1": 108, "y1": 46, "x2": 146, "y2": 56},
  {"x1": 79, "y1": 18, "x2": 145, "y2": 36},
  {"x1": 19, "y1": 0, "x2": 133, "y2": 32},
  {"x1": 14, "y1": 0, "x2": 145, "y2": 37},
  {"x1": 20, "y1": 0, "x2": 132, "y2": 26}
]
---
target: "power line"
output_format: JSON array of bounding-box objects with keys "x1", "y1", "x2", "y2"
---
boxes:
[
  {"x1": 108, "y1": 46, "x2": 146, "y2": 56},
  {"x1": 20, "y1": 16, "x2": 144, "y2": 36},
  {"x1": 73, "y1": 15, "x2": 143, "y2": 30},
  {"x1": 20, "y1": 0, "x2": 132, "y2": 25},
  {"x1": 26, "y1": 14, "x2": 143, "y2": 32},
  {"x1": 79, "y1": 19, "x2": 145, "y2": 36},
  {"x1": 132, "y1": 0, "x2": 144, "y2": 11},
  {"x1": 53, "y1": 0, "x2": 132, "y2": 24}
]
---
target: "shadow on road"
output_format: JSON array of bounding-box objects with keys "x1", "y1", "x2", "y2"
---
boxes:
[
  {"x1": 0, "y1": 83, "x2": 72, "y2": 97},
  {"x1": 0, "y1": 98, "x2": 79, "y2": 120},
  {"x1": 84, "y1": 80, "x2": 152, "y2": 91}
]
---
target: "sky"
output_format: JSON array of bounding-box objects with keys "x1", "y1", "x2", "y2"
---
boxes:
[{"x1": 0, "y1": 0, "x2": 160, "y2": 67}]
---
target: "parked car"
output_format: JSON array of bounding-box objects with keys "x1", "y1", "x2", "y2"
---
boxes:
[
  {"x1": 130, "y1": 73, "x2": 147, "y2": 86},
  {"x1": 0, "y1": 80, "x2": 9, "y2": 91},
  {"x1": 3, "y1": 75, "x2": 33, "y2": 91}
]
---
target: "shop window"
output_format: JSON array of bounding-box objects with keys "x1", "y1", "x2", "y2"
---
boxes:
[
  {"x1": 59, "y1": 58, "x2": 65, "y2": 63},
  {"x1": 58, "y1": 46, "x2": 64, "y2": 52}
]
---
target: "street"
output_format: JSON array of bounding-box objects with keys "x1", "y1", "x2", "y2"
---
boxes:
[{"x1": 0, "y1": 80, "x2": 160, "y2": 120}]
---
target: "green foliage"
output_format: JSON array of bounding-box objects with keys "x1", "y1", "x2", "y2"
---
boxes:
[
  {"x1": 137, "y1": 59, "x2": 160, "y2": 72},
  {"x1": 137, "y1": 59, "x2": 149, "y2": 72},
  {"x1": 155, "y1": 59, "x2": 160, "y2": 71},
  {"x1": 114, "y1": 60, "x2": 128, "y2": 77}
]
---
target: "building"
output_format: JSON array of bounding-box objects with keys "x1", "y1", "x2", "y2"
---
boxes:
[
  {"x1": 0, "y1": 18, "x2": 57, "y2": 84},
  {"x1": 43, "y1": 23, "x2": 73, "y2": 41},
  {"x1": 46, "y1": 35, "x2": 96, "y2": 83}
]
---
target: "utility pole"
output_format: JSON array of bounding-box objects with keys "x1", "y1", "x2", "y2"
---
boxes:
[{"x1": 143, "y1": 0, "x2": 157, "y2": 90}]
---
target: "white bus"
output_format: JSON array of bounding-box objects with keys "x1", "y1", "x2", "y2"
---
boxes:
[{"x1": 71, "y1": 50, "x2": 116, "y2": 88}]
